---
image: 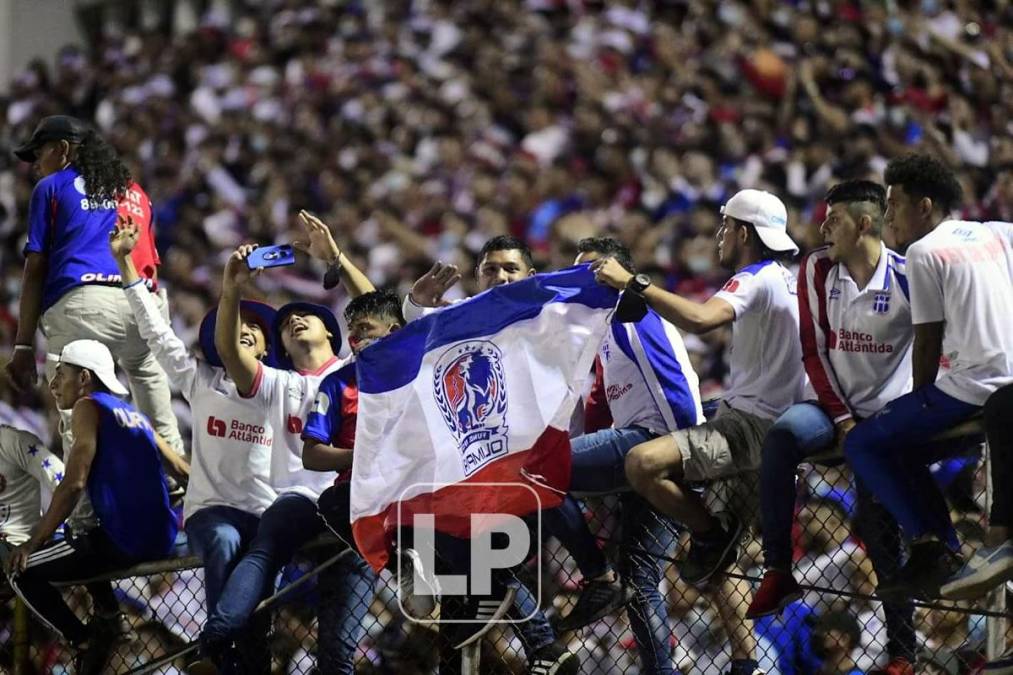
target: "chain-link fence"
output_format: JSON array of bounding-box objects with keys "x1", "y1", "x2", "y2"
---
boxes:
[{"x1": 1, "y1": 435, "x2": 1006, "y2": 675}]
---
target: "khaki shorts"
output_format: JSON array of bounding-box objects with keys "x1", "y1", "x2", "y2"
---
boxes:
[{"x1": 673, "y1": 401, "x2": 773, "y2": 482}]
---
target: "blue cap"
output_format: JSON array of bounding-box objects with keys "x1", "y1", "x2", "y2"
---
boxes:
[
  {"x1": 272, "y1": 302, "x2": 342, "y2": 370},
  {"x1": 199, "y1": 300, "x2": 277, "y2": 368}
]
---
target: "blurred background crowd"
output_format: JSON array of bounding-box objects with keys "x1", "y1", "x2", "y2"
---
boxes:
[{"x1": 0, "y1": 0, "x2": 1010, "y2": 673}]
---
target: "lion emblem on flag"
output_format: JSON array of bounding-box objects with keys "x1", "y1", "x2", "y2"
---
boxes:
[{"x1": 433, "y1": 340, "x2": 509, "y2": 476}]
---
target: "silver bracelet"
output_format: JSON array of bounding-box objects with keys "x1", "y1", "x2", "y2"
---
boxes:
[{"x1": 13, "y1": 344, "x2": 33, "y2": 353}]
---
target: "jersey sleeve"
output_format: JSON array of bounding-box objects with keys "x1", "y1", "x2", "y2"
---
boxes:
[
  {"x1": 907, "y1": 243, "x2": 945, "y2": 324},
  {"x1": 125, "y1": 284, "x2": 201, "y2": 399},
  {"x1": 10, "y1": 429, "x2": 64, "y2": 493},
  {"x1": 796, "y1": 253, "x2": 852, "y2": 422},
  {"x1": 713, "y1": 270, "x2": 766, "y2": 318},
  {"x1": 302, "y1": 374, "x2": 341, "y2": 444},
  {"x1": 24, "y1": 179, "x2": 56, "y2": 255}
]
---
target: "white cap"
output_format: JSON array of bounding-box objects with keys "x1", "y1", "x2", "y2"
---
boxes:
[
  {"x1": 721, "y1": 189, "x2": 799, "y2": 255},
  {"x1": 59, "y1": 340, "x2": 129, "y2": 396}
]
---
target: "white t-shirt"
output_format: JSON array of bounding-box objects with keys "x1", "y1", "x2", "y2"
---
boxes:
[
  {"x1": 126, "y1": 285, "x2": 277, "y2": 520},
  {"x1": 714, "y1": 260, "x2": 807, "y2": 419},
  {"x1": 0, "y1": 425, "x2": 63, "y2": 546},
  {"x1": 798, "y1": 243, "x2": 913, "y2": 421},
  {"x1": 907, "y1": 220, "x2": 1013, "y2": 405},
  {"x1": 245, "y1": 357, "x2": 346, "y2": 501}
]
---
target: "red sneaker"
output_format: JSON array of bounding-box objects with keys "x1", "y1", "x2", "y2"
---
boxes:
[
  {"x1": 870, "y1": 657, "x2": 914, "y2": 675},
  {"x1": 745, "y1": 569, "x2": 802, "y2": 619}
]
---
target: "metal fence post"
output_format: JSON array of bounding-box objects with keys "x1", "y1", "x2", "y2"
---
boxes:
[
  {"x1": 986, "y1": 437, "x2": 1007, "y2": 660},
  {"x1": 14, "y1": 596, "x2": 28, "y2": 675}
]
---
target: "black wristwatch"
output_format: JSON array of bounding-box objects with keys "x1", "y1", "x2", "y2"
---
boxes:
[
  {"x1": 322, "y1": 256, "x2": 344, "y2": 290},
  {"x1": 626, "y1": 273, "x2": 652, "y2": 295}
]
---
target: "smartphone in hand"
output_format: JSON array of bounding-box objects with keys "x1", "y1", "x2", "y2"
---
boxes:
[{"x1": 246, "y1": 244, "x2": 296, "y2": 270}]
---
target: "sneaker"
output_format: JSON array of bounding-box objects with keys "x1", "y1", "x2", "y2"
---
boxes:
[
  {"x1": 528, "y1": 642, "x2": 580, "y2": 675},
  {"x1": 941, "y1": 541, "x2": 1013, "y2": 601},
  {"x1": 724, "y1": 658, "x2": 764, "y2": 675},
  {"x1": 745, "y1": 569, "x2": 802, "y2": 619},
  {"x1": 74, "y1": 643, "x2": 111, "y2": 675},
  {"x1": 555, "y1": 576, "x2": 633, "y2": 631},
  {"x1": 452, "y1": 584, "x2": 518, "y2": 649},
  {"x1": 92, "y1": 610, "x2": 138, "y2": 643},
  {"x1": 869, "y1": 656, "x2": 914, "y2": 675},
  {"x1": 678, "y1": 512, "x2": 743, "y2": 586},
  {"x1": 878, "y1": 540, "x2": 964, "y2": 601},
  {"x1": 986, "y1": 647, "x2": 1013, "y2": 675},
  {"x1": 398, "y1": 547, "x2": 441, "y2": 620}
]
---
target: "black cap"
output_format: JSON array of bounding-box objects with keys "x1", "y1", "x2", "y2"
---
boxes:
[{"x1": 14, "y1": 115, "x2": 88, "y2": 162}]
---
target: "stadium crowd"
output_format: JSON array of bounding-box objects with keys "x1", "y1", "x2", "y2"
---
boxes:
[{"x1": 0, "y1": 0, "x2": 1012, "y2": 674}]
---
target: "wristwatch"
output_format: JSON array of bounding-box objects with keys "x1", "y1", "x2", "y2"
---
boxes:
[
  {"x1": 626, "y1": 273, "x2": 652, "y2": 295},
  {"x1": 322, "y1": 255, "x2": 344, "y2": 290}
]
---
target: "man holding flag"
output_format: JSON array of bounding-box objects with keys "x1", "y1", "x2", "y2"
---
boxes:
[{"x1": 351, "y1": 262, "x2": 615, "y2": 674}]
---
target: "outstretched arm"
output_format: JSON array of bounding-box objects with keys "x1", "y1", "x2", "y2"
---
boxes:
[
  {"x1": 215, "y1": 246, "x2": 263, "y2": 396},
  {"x1": 294, "y1": 210, "x2": 375, "y2": 298},
  {"x1": 591, "y1": 257, "x2": 734, "y2": 334}
]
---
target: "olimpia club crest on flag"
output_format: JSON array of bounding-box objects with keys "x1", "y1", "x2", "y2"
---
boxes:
[
  {"x1": 349, "y1": 265, "x2": 619, "y2": 571},
  {"x1": 433, "y1": 340, "x2": 510, "y2": 477}
]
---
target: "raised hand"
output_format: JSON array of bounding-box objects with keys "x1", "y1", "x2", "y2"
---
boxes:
[
  {"x1": 293, "y1": 210, "x2": 341, "y2": 263},
  {"x1": 410, "y1": 262, "x2": 461, "y2": 307},
  {"x1": 223, "y1": 244, "x2": 261, "y2": 289},
  {"x1": 109, "y1": 214, "x2": 140, "y2": 259}
]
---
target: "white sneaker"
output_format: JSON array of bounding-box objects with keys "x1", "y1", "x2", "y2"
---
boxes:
[
  {"x1": 398, "y1": 547, "x2": 441, "y2": 619},
  {"x1": 940, "y1": 540, "x2": 1013, "y2": 600}
]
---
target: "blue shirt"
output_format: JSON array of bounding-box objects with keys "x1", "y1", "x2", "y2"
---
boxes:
[
  {"x1": 88, "y1": 392, "x2": 177, "y2": 559},
  {"x1": 24, "y1": 167, "x2": 158, "y2": 312},
  {"x1": 302, "y1": 363, "x2": 358, "y2": 483}
]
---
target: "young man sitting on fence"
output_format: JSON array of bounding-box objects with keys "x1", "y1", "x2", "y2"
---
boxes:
[
  {"x1": 591, "y1": 190, "x2": 807, "y2": 675},
  {"x1": 843, "y1": 154, "x2": 1013, "y2": 602},
  {"x1": 5, "y1": 340, "x2": 178, "y2": 675},
  {"x1": 746, "y1": 180, "x2": 919, "y2": 674}
]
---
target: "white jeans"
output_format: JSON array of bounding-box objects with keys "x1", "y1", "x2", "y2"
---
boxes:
[{"x1": 40, "y1": 284, "x2": 184, "y2": 456}]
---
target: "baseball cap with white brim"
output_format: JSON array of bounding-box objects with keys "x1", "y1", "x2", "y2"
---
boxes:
[
  {"x1": 720, "y1": 189, "x2": 798, "y2": 255},
  {"x1": 59, "y1": 340, "x2": 129, "y2": 396}
]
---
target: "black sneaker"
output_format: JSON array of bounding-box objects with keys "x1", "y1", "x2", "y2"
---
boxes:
[
  {"x1": 878, "y1": 539, "x2": 964, "y2": 601},
  {"x1": 555, "y1": 576, "x2": 633, "y2": 631},
  {"x1": 91, "y1": 611, "x2": 138, "y2": 643},
  {"x1": 528, "y1": 642, "x2": 580, "y2": 675},
  {"x1": 677, "y1": 511, "x2": 743, "y2": 586}
]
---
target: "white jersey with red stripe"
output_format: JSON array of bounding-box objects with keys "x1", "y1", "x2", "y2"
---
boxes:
[
  {"x1": 246, "y1": 357, "x2": 348, "y2": 501},
  {"x1": 907, "y1": 219, "x2": 1013, "y2": 405},
  {"x1": 798, "y1": 243, "x2": 913, "y2": 422},
  {"x1": 713, "y1": 259, "x2": 807, "y2": 420}
]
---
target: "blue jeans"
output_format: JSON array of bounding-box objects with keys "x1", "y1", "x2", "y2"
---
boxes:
[
  {"x1": 844, "y1": 385, "x2": 980, "y2": 548},
  {"x1": 545, "y1": 426, "x2": 679, "y2": 675},
  {"x1": 201, "y1": 492, "x2": 324, "y2": 647},
  {"x1": 317, "y1": 551, "x2": 378, "y2": 675},
  {"x1": 186, "y1": 506, "x2": 270, "y2": 674},
  {"x1": 759, "y1": 403, "x2": 916, "y2": 661}
]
